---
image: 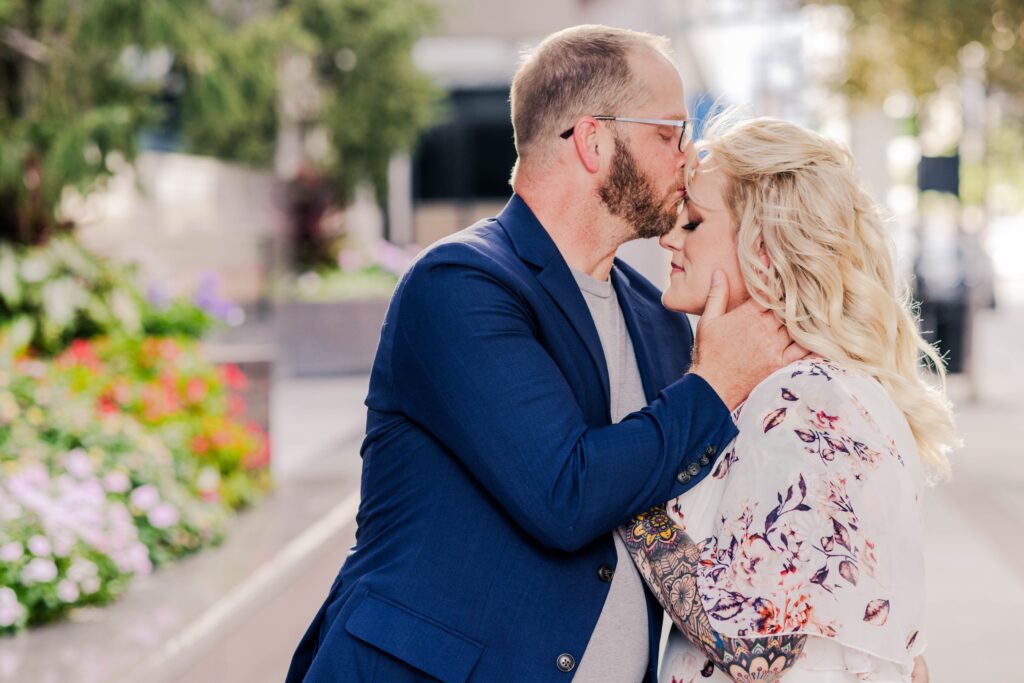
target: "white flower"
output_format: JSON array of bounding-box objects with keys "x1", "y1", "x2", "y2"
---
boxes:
[
  {"x1": 0, "y1": 542, "x2": 23, "y2": 562},
  {"x1": 147, "y1": 503, "x2": 180, "y2": 529},
  {"x1": 102, "y1": 471, "x2": 131, "y2": 494},
  {"x1": 52, "y1": 532, "x2": 74, "y2": 558},
  {"x1": 27, "y1": 535, "x2": 51, "y2": 557},
  {"x1": 196, "y1": 466, "x2": 220, "y2": 493},
  {"x1": 20, "y1": 557, "x2": 58, "y2": 585},
  {"x1": 0, "y1": 601, "x2": 25, "y2": 628},
  {"x1": 56, "y1": 580, "x2": 80, "y2": 603},
  {"x1": 80, "y1": 576, "x2": 101, "y2": 595},
  {"x1": 67, "y1": 558, "x2": 97, "y2": 582},
  {"x1": 0, "y1": 587, "x2": 17, "y2": 605},
  {"x1": 129, "y1": 484, "x2": 159, "y2": 512},
  {"x1": 65, "y1": 448, "x2": 93, "y2": 479}
]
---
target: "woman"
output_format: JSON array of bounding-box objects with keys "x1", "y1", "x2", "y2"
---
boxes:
[{"x1": 618, "y1": 117, "x2": 957, "y2": 682}]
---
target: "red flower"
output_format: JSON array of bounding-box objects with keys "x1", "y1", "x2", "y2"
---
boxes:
[
  {"x1": 219, "y1": 364, "x2": 248, "y2": 391},
  {"x1": 186, "y1": 378, "x2": 207, "y2": 404}
]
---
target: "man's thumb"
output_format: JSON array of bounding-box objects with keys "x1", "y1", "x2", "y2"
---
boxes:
[{"x1": 703, "y1": 271, "x2": 729, "y2": 320}]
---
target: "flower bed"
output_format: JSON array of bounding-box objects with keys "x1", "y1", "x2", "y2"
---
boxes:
[{"x1": 0, "y1": 336, "x2": 269, "y2": 634}]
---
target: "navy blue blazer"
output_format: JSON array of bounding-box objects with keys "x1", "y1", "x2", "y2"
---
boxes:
[{"x1": 286, "y1": 195, "x2": 738, "y2": 682}]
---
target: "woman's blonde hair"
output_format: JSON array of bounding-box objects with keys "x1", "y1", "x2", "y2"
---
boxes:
[{"x1": 695, "y1": 115, "x2": 956, "y2": 478}]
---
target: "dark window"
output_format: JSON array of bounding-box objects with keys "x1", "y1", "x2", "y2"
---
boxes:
[{"x1": 413, "y1": 87, "x2": 517, "y2": 201}]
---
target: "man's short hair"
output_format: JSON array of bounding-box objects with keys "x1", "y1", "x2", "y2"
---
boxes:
[{"x1": 510, "y1": 25, "x2": 673, "y2": 175}]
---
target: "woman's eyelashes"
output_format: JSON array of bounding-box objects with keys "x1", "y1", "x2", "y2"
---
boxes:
[{"x1": 681, "y1": 219, "x2": 702, "y2": 232}]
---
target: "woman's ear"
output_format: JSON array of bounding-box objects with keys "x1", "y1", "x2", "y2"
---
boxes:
[{"x1": 757, "y1": 237, "x2": 771, "y2": 269}]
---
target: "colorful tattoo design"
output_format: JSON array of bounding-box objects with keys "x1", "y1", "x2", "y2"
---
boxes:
[{"x1": 618, "y1": 506, "x2": 807, "y2": 682}]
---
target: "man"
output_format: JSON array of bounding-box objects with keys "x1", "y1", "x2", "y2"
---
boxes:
[{"x1": 286, "y1": 25, "x2": 800, "y2": 682}]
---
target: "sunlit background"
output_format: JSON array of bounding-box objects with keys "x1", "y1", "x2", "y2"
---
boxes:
[{"x1": 1, "y1": 1, "x2": 1021, "y2": 681}]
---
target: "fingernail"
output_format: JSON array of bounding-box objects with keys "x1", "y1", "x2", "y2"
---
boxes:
[{"x1": 712, "y1": 271, "x2": 723, "y2": 285}]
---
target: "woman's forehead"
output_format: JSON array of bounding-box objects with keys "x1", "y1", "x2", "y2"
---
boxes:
[{"x1": 686, "y1": 162, "x2": 729, "y2": 213}]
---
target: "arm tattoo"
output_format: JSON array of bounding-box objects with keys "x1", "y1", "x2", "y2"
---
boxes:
[{"x1": 617, "y1": 505, "x2": 807, "y2": 681}]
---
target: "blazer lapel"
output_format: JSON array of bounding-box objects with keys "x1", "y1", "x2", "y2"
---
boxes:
[
  {"x1": 497, "y1": 196, "x2": 611, "y2": 410},
  {"x1": 611, "y1": 264, "x2": 661, "y2": 403}
]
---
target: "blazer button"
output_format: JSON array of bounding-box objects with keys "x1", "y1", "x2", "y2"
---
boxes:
[
  {"x1": 698, "y1": 453, "x2": 711, "y2": 467},
  {"x1": 556, "y1": 653, "x2": 576, "y2": 673},
  {"x1": 704, "y1": 445, "x2": 717, "y2": 459},
  {"x1": 597, "y1": 564, "x2": 614, "y2": 582},
  {"x1": 687, "y1": 462, "x2": 701, "y2": 477},
  {"x1": 676, "y1": 470, "x2": 692, "y2": 484}
]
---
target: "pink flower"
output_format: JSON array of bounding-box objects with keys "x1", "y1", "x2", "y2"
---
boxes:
[
  {"x1": 65, "y1": 448, "x2": 93, "y2": 479},
  {"x1": 20, "y1": 558, "x2": 57, "y2": 584},
  {"x1": 129, "y1": 484, "x2": 159, "y2": 512},
  {"x1": 27, "y1": 535, "x2": 51, "y2": 557},
  {"x1": 103, "y1": 471, "x2": 131, "y2": 494},
  {"x1": 147, "y1": 503, "x2": 180, "y2": 530},
  {"x1": 0, "y1": 588, "x2": 25, "y2": 628},
  {"x1": 56, "y1": 580, "x2": 79, "y2": 603},
  {"x1": 0, "y1": 542, "x2": 23, "y2": 562}
]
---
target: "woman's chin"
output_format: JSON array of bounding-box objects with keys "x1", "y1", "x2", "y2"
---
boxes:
[{"x1": 661, "y1": 293, "x2": 703, "y2": 316}]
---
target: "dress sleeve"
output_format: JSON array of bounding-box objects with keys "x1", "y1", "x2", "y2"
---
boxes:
[{"x1": 693, "y1": 360, "x2": 926, "y2": 674}]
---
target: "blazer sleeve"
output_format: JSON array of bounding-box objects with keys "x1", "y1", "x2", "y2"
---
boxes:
[{"x1": 391, "y1": 253, "x2": 737, "y2": 551}]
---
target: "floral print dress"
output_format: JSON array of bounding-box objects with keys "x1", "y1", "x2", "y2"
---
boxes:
[{"x1": 659, "y1": 359, "x2": 927, "y2": 682}]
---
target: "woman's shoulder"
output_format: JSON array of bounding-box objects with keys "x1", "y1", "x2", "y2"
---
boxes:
[
  {"x1": 733, "y1": 358, "x2": 920, "y2": 481},
  {"x1": 739, "y1": 359, "x2": 900, "y2": 435}
]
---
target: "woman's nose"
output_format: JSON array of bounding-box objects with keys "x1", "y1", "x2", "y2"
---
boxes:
[{"x1": 659, "y1": 219, "x2": 685, "y2": 251}]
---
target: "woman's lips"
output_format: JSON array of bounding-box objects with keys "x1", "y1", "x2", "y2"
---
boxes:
[{"x1": 671, "y1": 264, "x2": 684, "y2": 274}]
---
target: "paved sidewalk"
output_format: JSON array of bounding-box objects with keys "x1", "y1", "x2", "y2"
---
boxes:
[{"x1": 920, "y1": 300, "x2": 1024, "y2": 681}]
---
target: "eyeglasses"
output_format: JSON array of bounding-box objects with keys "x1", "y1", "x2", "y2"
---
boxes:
[{"x1": 559, "y1": 116, "x2": 691, "y2": 153}]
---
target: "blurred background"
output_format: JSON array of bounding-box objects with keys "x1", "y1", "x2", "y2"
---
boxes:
[{"x1": 0, "y1": 1, "x2": 1021, "y2": 681}]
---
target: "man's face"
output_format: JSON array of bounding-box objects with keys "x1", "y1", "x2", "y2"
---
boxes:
[
  {"x1": 599, "y1": 50, "x2": 690, "y2": 240},
  {"x1": 599, "y1": 134, "x2": 679, "y2": 239}
]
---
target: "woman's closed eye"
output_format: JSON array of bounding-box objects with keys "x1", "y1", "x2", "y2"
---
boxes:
[{"x1": 681, "y1": 219, "x2": 702, "y2": 232}]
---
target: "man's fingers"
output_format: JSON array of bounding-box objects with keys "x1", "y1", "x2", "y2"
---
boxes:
[
  {"x1": 701, "y1": 271, "x2": 729, "y2": 320},
  {"x1": 781, "y1": 340, "x2": 811, "y2": 365},
  {"x1": 911, "y1": 656, "x2": 929, "y2": 683}
]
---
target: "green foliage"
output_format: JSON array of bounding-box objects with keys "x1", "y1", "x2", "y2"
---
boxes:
[
  {"x1": 1, "y1": 0, "x2": 440, "y2": 244},
  {"x1": 804, "y1": 1, "x2": 1024, "y2": 102},
  {"x1": 287, "y1": 0, "x2": 442, "y2": 205},
  {"x1": 0, "y1": 1, "x2": 241, "y2": 244},
  {"x1": 0, "y1": 237, "x2": 214, "y2": 356}
]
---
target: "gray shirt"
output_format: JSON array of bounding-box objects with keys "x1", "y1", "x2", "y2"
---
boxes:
[{"x1": 570, "y1": 268, "x2": 650, "y2": 683}]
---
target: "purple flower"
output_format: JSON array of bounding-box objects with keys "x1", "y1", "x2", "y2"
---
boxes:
[
  {"x1": 338, "y1": 248, "x2": 365, "y2": 272},
  {"x1": 373, "y1": 240, "x2": 413, "y2": 276},
  {"x1": 145, "y1": 282, "x2": 171, "y2": 310},
  {"x1": 193, "y1": 272, "x2": 237, "y2": 321}
]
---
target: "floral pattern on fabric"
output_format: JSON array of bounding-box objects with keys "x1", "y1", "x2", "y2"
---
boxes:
[{"x1": 666, "y1": 359, "x2": 927, "y2": 676}]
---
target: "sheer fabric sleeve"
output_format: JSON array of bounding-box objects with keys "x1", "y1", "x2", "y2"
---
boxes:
[{"x1": 692, "y1": 360, "x2": 927, "y2": 677}]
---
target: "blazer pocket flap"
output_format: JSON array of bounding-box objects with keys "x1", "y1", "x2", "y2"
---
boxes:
[{"x1": 345, "y1": 592, "x2": 484, "y2": 683}]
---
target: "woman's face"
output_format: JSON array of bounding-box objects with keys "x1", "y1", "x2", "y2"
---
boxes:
[{"x1": 660, "y1": 161, "x2": 749, "y2": 315}]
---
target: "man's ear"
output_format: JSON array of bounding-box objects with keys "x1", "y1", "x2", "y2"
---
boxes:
[{"x1": 570, "y1": 118, "x2": 603, "y2": 174}]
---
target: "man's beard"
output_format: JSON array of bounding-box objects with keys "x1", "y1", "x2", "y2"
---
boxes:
[{"x1": 598, "y1": 135, "x2": 678, "y2": 240}]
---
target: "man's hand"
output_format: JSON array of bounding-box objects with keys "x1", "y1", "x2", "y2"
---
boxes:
[
  {"x1": 689, "y1": 270, "x2": 807, "y2": 410},
  {"x1": 912, "y1": 656, "x2": 928, "y2": 683}
]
